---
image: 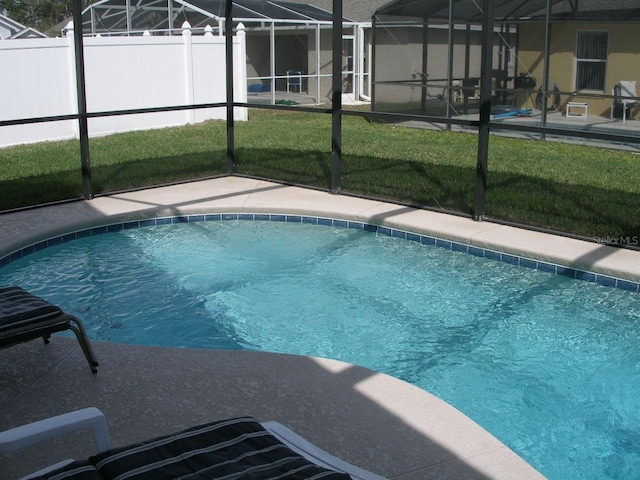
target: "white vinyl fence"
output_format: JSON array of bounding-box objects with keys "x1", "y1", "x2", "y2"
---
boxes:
[{"x1": 0, "y1": 22, "x2": 247, "y2": 148}]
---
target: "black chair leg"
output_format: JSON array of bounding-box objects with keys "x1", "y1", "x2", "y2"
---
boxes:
[{"x1": 67, "y1": 317, "x2": 99, "y2": 374}]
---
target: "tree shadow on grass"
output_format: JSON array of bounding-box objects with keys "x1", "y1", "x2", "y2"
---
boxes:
[
  {"x1": 1, "y1": 146, "x2": 638, "y2": 240},
  {"x1": 0, "y1": 151, "x2": 229, "y2": 211},
  {"x1": 235, "y1": 147, "x2": 639, "y2": 239},
  {"x1": 342, "y1": 155, "x2": 476, "y2": 214},
  {"x1": 235, "y1": 148, "x2": 477, "y2": 214},
  {"x1": 91, "y1": 150, "x2": 229, "y2": 193},
  {"x1": 235, "y1": 147, "x2": 331, "y2": 188},
  {"x1": 486, "y1": 173, "x2": 640, "y2": 238},
  {"x1": 0, "y1": 174, "x2": 85, "y2": 211}
]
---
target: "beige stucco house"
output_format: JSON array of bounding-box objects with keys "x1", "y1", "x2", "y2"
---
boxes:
[
  {"x1": 518, "y1": 21, "x2": 640, "y2": 118},
  {"x1": 372, "y1": 0, "x2": 640, "y2": 120}
]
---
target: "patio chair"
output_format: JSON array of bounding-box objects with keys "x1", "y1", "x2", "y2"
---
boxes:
[
  {"x1": 611, "y1": 81, "x2": 640, "y2": 121},
  {"x1": 0, "y1": 408, "x2": 387, "y2": 480},
  {"x1": 286, "y1": 69, "x2": 303, "y2": 93},
  {"x1": 0, "y1": 286, "x2": 98, "y2": 374}
]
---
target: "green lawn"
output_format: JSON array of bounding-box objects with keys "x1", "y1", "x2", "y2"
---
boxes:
[{"x1": 1, "y1": 108, "x2": 639, "y2": 240}]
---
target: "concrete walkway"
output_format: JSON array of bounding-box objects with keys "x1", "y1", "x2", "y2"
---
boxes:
[
  {"x1": 2, "y1": 176, "x2": 638, "y2": 479},
  {"x1": 0, "y1": 339, "x2": 544, "y2": 480}
]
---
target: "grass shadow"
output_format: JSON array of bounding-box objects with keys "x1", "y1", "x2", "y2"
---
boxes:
[
  {"x1": 487, "y1": 172, "x2": 640, "y2": 238},
  {"x1": 91, "y1": 150, "x2": 228, "y2": 193},
  {"x1": 1, "y1": 141, "x2": 638, "y2": 240},
  {"x1": 235, "y1": 146, "x2": 639, "y2": 238}
]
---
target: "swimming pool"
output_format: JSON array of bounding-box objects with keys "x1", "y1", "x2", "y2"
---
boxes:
[{"x1": 1, "y1": 214, "x2": 639, "y2": 480}]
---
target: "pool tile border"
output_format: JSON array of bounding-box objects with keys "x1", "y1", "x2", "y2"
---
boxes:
[{"x1": 2, "y1": 213, "x2": 639, "y2": 293}]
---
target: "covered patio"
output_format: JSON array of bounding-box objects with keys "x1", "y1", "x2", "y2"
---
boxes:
[
  {"x1": 82, "y1": 0, "x2": 370, "y2": 105},
  {"x1": 372, "y1": 0, "x2": 640, "y2": 149}
]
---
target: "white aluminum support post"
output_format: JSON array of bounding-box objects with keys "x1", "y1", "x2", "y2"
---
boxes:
[
  {"x1": 182, "y1": 21, "x2": 196, "y2": 125},
  {"x1": 316, "y1": 23, "x2": 321, "y2": 103},
  {"x1": 270, "y1": 21, "x2": 276, "y2": 105}
]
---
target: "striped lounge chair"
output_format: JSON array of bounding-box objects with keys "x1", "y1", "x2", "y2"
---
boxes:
[
  {"x1": 0, "y1": 286, "x2": 98, "y2": 373},
  {"x1": 0, "y1": 408, "x2": 387, "y2": 479}
]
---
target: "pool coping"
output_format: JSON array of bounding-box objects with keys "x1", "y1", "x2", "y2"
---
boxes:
[
  {"x1": 3, "y1": 211, "x2": 639, "y2": 293},
  {"x1": 1, "y1": 176, "x2": 639, "y2": 289}
]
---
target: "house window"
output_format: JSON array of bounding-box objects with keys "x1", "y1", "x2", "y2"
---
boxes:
[{"x1": 575, "y1": 31, "x2": 608, "y2": 91}]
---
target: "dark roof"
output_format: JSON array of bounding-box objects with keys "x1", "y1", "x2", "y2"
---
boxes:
[
  {"x1": 83, "y1": 0, "x2": 358, "y2": 33},
  {"x1": 276, "y1": 0, "x2": 388, "y2": 22},
  {"x1": 186, "y1": 0, "x2": 338, "y2": 21},
  {"x1": 0, "y1": 13, "x2": 47, "y2": 38},
  {"x1": 375, "y1": 0, "x2": 640, "y2": 23}
]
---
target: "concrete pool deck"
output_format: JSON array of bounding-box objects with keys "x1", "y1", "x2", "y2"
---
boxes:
[{"x1": 1, "y1": 176, "x2": 639, "y2": 479}]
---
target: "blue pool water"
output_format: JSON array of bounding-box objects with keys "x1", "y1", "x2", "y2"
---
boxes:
[{"x1": 1, "y1": 218, "x2": 639, "y2": 480}]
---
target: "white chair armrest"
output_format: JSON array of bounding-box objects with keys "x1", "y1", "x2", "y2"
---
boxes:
[
  {"x1": 261, "y1": 421, "x2": 387, "y2": 480},
  {"x1": 0, "y1": 407, "x2": 111, "y2": 455}
]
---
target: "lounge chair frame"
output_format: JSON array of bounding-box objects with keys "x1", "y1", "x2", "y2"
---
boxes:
[
  {"x1": 0, "y1": 408, "x2": 387, "y2": 480},
  {"x1": 0, "y1": 287, "x2": 98, "y2": 373}
]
